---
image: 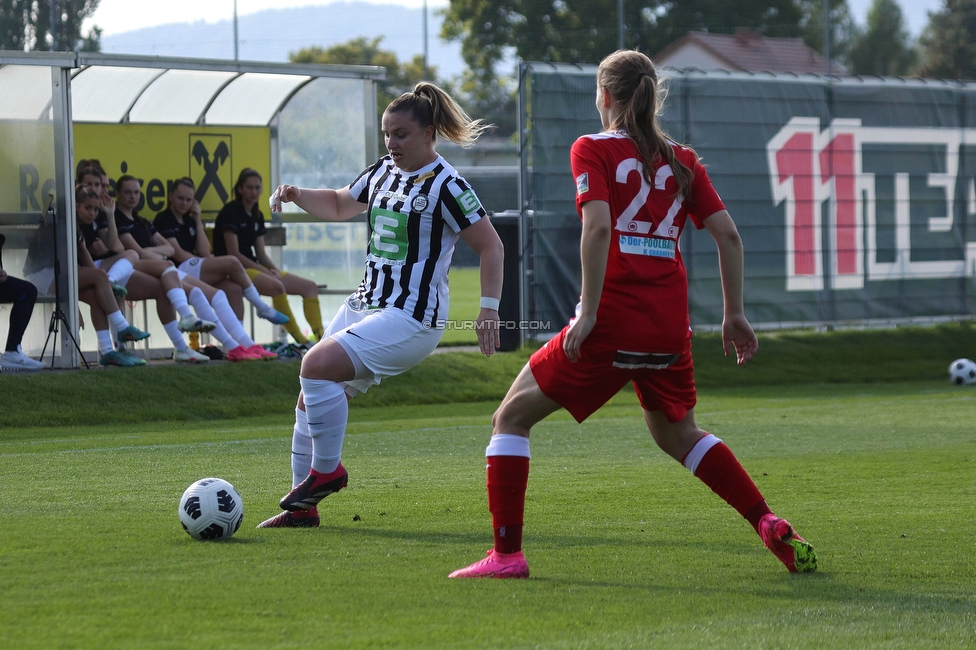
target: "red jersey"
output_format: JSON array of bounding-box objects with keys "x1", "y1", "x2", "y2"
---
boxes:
[{"x1": 571, "y1": 130, "x2": 725, "y2": 354}]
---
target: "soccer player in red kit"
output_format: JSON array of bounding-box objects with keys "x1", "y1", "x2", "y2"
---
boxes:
[{"x1": 450, "y1": 49, "x2": 817, "y2": 579}]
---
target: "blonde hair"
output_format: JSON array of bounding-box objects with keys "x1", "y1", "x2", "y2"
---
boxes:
[
  {"x1": 386, "y1": 82, "x2": 493, "y2": 148},
  {"x1": 597, "y1": 50, "x2": 695, "y2": 198}
]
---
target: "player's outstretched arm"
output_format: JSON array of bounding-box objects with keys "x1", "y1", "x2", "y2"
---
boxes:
[
  {"x1": 269, "y1": 185, "x2": 364, "y2": 222},
  {"x1": 459, "y1": 217, "x2": 504, "y2": 357},
  {"x1": 704, "y1": 210, "x2": 758, "y2": 365}
]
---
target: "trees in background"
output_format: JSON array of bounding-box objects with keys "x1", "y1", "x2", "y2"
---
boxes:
[
  {"x1": 292, "y1": 36, "x2": 431, "y2": 122},
  {"x1": 848, "y1": 0, "x2": 917, "y2": 76},
  {"x1": 290, "y1": 36, "x2": 517, "y2": 138},
  {"x1": 440, "y1": 0, "x2": 819, "y2": 75},
  {"x1": 916, "y1": 0, "x2": 976, "y2": 80},
  {"x1": 646, "y1": 0, "x2": 805, "y2": 53},
  {"x1": 0, "y1": 0, "x2": 100, "y2": 51},
  {"x1": 795, "y1": 0, "x2": 859, "y2": 67}
]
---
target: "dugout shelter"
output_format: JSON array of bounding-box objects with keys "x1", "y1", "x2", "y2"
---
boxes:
[
  {"x1": 513, "y1": 63, "x2": 976, "y2": 346},
  {"x1": 0, "y1": 52, "x2": 384, "y2": 367}
]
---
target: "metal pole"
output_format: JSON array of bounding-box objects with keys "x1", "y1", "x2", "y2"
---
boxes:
[
  {"x1": 234, "y1": 0, "x2": 239, "y2": 60},
  {"x1": 823, "y1": 0, "x2": 830, "y2": 73},
  {"x1": 423, "y1": 0, "x2": 429, "y2": 79},
  {"x1": 617, "y1": 0, "x2": 624, "y2": 50}
]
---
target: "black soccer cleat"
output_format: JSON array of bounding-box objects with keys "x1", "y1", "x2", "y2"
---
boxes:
[{"x1": 279, "y1": 465, "x2": 348, "y2": 511}]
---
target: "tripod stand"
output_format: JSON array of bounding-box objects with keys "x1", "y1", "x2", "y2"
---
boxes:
[{"x1": 39, "y1": 194, "x2": 90, "y2": 370}]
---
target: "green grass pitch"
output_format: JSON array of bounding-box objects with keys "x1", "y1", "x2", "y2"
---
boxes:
[{"x1": 1, "y1": 380, "x2": 974, "y2": 648}]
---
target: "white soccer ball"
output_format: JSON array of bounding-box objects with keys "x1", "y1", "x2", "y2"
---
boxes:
[
  {"x1": 178, "y1": 477, "x2": 244, "y2": 540},
  {"x1": 948, "y1": 358, "x2": 976, "y2": 386}
]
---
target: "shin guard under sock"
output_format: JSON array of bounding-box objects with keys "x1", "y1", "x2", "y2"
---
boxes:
[
  {"x1": 486, "y1": 434, "x2": 531, "y2": 554},
  {"x1": 299, "y1": 377, "x2": 347, "y2": 474},
  {"x1": 684, "y1": 435, "x2": 769, "y2": 532},
  {"x1": 291, "y1": 407, "x2": 312, "y2": 488}
]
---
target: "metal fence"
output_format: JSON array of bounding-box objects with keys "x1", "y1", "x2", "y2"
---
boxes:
[{"x1": 517, "y1": 63, "x2": 976, "y2": 340}]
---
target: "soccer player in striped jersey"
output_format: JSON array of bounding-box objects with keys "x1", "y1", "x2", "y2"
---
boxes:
[
  {"x1": 451, "y1": 50, "x2": 817, "y2": 578},
  {"x1": 256, "y1": 82, "x2": 504, "y2": 528}
]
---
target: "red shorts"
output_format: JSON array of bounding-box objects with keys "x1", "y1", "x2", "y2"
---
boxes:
[{"x1": 529, "y1": 328, "x2": 697, "y2": 424}]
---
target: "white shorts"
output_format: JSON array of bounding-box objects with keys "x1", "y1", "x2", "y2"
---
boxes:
[
  {"x1": 24, "y1": 267, "x2": 55, "y2": 297},
  {"x1": 326, "y1": 295, "x2": 444, "y2": 396},
  {"x1": 177, "y1": 257, "x2": 205, "y2": 280}
]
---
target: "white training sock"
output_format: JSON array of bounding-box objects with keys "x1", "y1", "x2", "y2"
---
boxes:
[
  {"x1": 242, "y1": 284, "x2": 274, "y2": 315},
  {"x1": 106, "y1": 258, "x2": 134, "y2": 286},
  {"x1": 291, "y1": 407, "x2": 312, "y2": 487},
  {"x1": 165, "y1": 287, "x2": 194, "y2": 320},
  {"x1": 187, "y1": 288, "x2": 237, "y2": 349},
  {"x1": 107, "y1": 310, "x2": 130, "y2": 332},
  {"x1": 96, "y1": 330, "x2": 114, "y2": 354},
  {"x1": 299, "y1": 377, "x2": 348, "y2": 474},
  {"x1": 485, "y1": 433, "x2": 532, "y2": 459},
  {"x1": 211, "y1": 290, "x2": 255, "y2": 348},
  {"x1": 162, "y1": 320, "x2": 188, "y2": 350}
]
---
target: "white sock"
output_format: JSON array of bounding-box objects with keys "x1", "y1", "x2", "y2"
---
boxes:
[
  {"x1": 96, "y1": 330, "x2": 114, "y2": 354},
  {"x1": 162, "y1": 320, "x2": 188, "y2": 350},
  {"x1": 682, "y1": 434, "x2": 723, "y2": 476},
  {"x1": 299, "y1": 378, "x2": 348, "y2": 474},
  {"x1": 485, "y1": 433, "x2": 532, "y2": 458},
  {"x1": 187, "y1": 288, "x2": 237, "y2": 349},
  {"x1": 106, "y1": 258, "x2": 133, "y2": 286},
  {"x1": 107, "y1": 310, "x2": 130, "y2": 332},
  {"x1": 243, "y1": 284, "x2": 274, "y2": 316},
  {"x1": 291, "y1": 407, "x2": 312, "y2": 487},
  {"x1": 165, "y1": 287, "x2": 194, "y2": 320},
  {"x1": 211, "y1": 290, "x2": 255, "y2": 348}
]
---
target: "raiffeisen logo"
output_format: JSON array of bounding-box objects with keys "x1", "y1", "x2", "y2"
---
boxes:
[
  {"x1": 189, "y1": 133, "x2": 233, "y2": 206},
  {"x1": 767, "y1": 117, "x2": 976, "y2": 291}
]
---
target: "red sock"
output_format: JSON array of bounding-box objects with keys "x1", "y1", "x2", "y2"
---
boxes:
[
  {"x1": 486, "y1": 455, "x2": 529, "y2": 554},
  {"x1": 693, "y1": 442, "x2": 770, "y2": 533},
  {"x1": 309, "y1": 463, "x2": 345, "y2": 483}
]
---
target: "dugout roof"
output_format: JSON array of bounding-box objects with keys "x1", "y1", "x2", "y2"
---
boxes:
[{"x1": 0, "y1": 52, "x2": 384, "y2": 125}]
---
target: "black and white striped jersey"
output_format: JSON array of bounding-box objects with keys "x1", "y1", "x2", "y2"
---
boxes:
[{"x1": 348, "y1": 154, "x2": 487, "y2": 325}]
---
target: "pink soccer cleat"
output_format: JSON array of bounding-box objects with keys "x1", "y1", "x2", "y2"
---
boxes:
[
  {"x1": 759, "y1": 513, "x2": 817, "y2": 573},
  {"x1": 280, "y1": 465, "x2": 348, "y2": 511},
  {"x1": 245, "y1": 344, "x2": 278, "y2": 360},
  {"x1": 226, "y1": 345, "x2": 261, "y2": 362},
  {"x1": 256, "y1": 509, "x2": 320, "y2": 528},
  {"x1": 448, "y1": 549, "x2": 530, "y2": 579}
]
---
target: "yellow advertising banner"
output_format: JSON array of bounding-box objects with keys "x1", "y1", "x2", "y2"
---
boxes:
[
  {"x1": 74, "y1": 123, "x2": 271, "y2": 217},
  {"x1": 0, "y1": 120, "x2": 56, "y2": 214}
]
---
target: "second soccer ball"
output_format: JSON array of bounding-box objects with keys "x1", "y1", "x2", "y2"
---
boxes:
[{"x1": 948, "y1": 358, "x2": 976, "y2": 386}]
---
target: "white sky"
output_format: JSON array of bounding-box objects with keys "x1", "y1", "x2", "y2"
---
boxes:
[
  {"x1": 87, "y1": 0, "x2": 447, "y2": 35},
  {"x1": 86, "y1": 0, "x2": 941, "y2": 38}
]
